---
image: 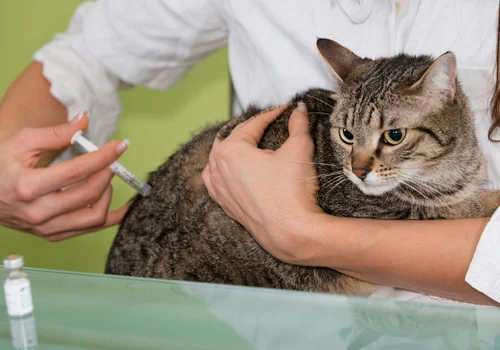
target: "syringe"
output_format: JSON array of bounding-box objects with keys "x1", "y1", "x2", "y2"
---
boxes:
[{"x1": 71, "y1": 130, "x2": 152, "y2": 197}]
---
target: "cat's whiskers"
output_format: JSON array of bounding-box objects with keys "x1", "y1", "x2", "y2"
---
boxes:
[
  {"x1": 319, "y1": 173, "x2": 346, "y2": 185},
  {"x1": 302, "y1": 93, "x2": 336, "y2": 110},
  {"x1": 397, "y1": 167, "x2": 461, "y2": 190},
  {"x1": 399, "y1": 184, "x2": 439, "y2": 216},
  {"x1": 410, "y1": 179, "x2": 449, "y2": 196},
  {"x1": 396, "y1": 166, "x2": 426, "y2": 171},
  {"x1": 396, "y1": 169, "x2": 443, "y2": 187},
  {"x1": 398, "y1": 185, "x2": 418, "y2": 209},
  {"x1": 321, "y1": 173, "x2": 347, "y2": 190},
  {"x1": 294, "y1": 170, "x2": 345, "y2": 185},
  {"x1": 394, "y1": 171, "x2": 432, "y2": 200},
  {"x1": 306, "y1": 111, "x2": 334, "y2": 117},
  {"x1": 324, "y1": 177, "x2": 350, "y2": 203},
  {"x1": 395, "y1": 171, "x2": 453, "y2": 207},
  {"x1": 279, "y1": 158, "x2": 338, "y2": 167},
  {"x1": 396, "y1": 171, "x2": 456, "y2": 193},
  {"x1": 398, "y1": 180, "x2": 432, "y2": 203}
]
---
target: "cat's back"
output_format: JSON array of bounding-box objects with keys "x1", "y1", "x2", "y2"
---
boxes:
[
  {"x1": 104, "y1": 88, "x2": 342, "y2": 290},
  {"x1": 104, "y1": 102, "x2": 290, "y2": 281},
  {"x1": 105, "y1": 121, "x2": 229, "y2": 278}
]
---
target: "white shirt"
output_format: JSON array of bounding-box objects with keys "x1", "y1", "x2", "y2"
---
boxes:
[{"x1": 33, "y1": 0, "x2": 500, "y2": 304}]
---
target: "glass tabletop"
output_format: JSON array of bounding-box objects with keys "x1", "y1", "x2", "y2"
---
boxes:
[{"x1": 0, "y1": 267, "x2": 499, "y2": 350}]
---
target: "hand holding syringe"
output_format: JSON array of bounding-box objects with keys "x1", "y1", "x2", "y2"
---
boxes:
[{"x1": 71, "y1": 126, "x2": 151, "y2": 197}]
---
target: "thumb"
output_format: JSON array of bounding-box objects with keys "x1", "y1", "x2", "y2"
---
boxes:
[
  {"x1": 280, "y1": 102, "x2": 315, "y2": 161},
  {"x1": 21, "y1": 111, "x2": 89, "y2": 153},
  {"x1": 288, "y1": 102, "x2": 311, "y2": 138}
]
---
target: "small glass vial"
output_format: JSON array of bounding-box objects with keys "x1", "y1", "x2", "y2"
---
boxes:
[{"x1": 3, "y1": 255, "x2": 38, "y2": 350}]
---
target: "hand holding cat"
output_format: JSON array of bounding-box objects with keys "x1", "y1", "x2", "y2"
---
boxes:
[
  {"x1": 202, "y1": 103, "x2": 325, "y2": 265},
  {"x1": 0, "y1": 113, "x2": 130, "y2": 241}
]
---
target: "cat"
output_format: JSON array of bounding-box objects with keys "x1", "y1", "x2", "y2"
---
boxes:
[{"x1": 104, "y1": 38, "x2": 500, "y2": 296}]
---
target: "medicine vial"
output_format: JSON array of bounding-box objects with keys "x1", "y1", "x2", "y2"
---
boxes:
[{"x1": 3, "y1": 255, "x2": 38, "y2": 349}]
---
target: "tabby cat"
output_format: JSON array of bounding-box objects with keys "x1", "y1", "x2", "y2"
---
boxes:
[{"x1": 105, "y1": 38, "x2": 499, "y2": 296}]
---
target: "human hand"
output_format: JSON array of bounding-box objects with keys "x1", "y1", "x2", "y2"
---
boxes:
[
  {"x1": 0, "y1": 112, "x2": 131, "y2": 241},
  {"x1": 202, "y1": 102, "x2": 324, "y2": 265}
]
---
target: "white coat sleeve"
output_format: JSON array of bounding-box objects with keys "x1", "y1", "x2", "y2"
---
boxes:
[
  {"x1": 33, "y1": 0, "x2": 228, "y2": 164},
  {"x1": 465, "y1": 206, "x2": 500, "y2": 303}
]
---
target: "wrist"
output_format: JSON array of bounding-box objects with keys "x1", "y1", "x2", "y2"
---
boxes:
[
  {"x1": 304, "y1": 213, "x2": 380, "y2": 271},
  {"x1": 290, "y1": 211, "x2": 351, "y2": 268},
  {"x1": 260, "y1": 209, "x2": 327, "y2": 266}
]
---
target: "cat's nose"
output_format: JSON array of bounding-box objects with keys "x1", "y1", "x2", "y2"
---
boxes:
[
  {"x1": 351, "y1": 152, "x2": 374, "y2": 181},
  {"x1": 352, "y1": 166, "x2": 370, "y2": 181}
]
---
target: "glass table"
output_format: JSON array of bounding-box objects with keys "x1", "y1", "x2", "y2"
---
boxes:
[{"x1": 0, "y1": 267, "x2": 499, "y2": 349}]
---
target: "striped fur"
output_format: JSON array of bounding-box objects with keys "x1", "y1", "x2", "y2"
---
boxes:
[{"x1": 105, "y1": 39, "x2": 499, "y2": 296}]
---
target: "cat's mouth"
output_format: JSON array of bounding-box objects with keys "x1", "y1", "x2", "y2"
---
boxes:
[{"x1": 346, "y1": 171, "x2": 399, "y2": 196}]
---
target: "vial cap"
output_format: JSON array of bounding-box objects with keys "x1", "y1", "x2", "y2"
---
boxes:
[{"x1": 3, "y1": 255, "x2": 24, "y2": 270}]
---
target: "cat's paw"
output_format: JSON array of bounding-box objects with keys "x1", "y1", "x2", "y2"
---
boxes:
[{"x1": 478, "y1": 190, "x2": 500, "y2": 216}]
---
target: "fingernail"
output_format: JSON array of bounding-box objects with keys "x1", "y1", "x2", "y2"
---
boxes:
[
  {"x1": 70, "y1": 111, "x2": 87, "y2": 124},
  {"x1": 116, "y1": 139, "x2": 130, "y2": 154},
  {"x1": 297, "y1": 102, "x2": 307, "y2": 113}
]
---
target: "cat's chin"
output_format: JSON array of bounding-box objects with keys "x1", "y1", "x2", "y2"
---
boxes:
[
  {"x1": 357, "y1": 183, "x2": 398, "y2": 196},
  {"x1": 348, "y1": 174, "x2": 398, "y2": 196}
]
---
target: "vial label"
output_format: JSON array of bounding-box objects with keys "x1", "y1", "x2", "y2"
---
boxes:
[{"x1": 4, "y1": 278, "x2": 34, "y2": 317}]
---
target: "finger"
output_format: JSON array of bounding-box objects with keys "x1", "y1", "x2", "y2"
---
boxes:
[
  {"x1": 39, "y1": 203, "x2": 130, "y2": 242},
  {"x1": 34, "y1": 185, "x2": 129, "y2": 239},
  {"x1": 105, "y1": 201, "x2": 132, "y2": 226},
  {"x1": 229, "y1": 114, "x2": 264, "y2": 134},
  {"x1": 288, "y1": 102, "x2": 311, "y2": 137},
  {"x1": 208, "y1": 145, "x2": 218, "y2": 172},
  {"x1": 212, "y1": 133, "x2": 222, "y2": 148},
  {"x1": 17, "y1": 139, "x2": 128, "y2": 200},
  {"x1": 213, "y1": 105, "x2": 287, "y2": 144},
  {"x1": 16, "y1": 111, "x2": 89, "y2": 154},
  {"x1": 201, "y1": 165, "x2": 239, "y2": 221},
  {"x1": 202, "y1": 166, "x2": 217, "y2": 200},
  {"x1": 231, "y1": 105, "x2": 288, "y2": 146},
  {"x1": 231, "y1": 115, "x2": 257, "y2": 134},
  {"x1": 231, "y1": 120, "x2": 249, "y2": 134},
  {"x1": 208, "y1": 133, "x2": 222, "y2": 171},
  {"x1": 33, "y1": 185, "x2": 114, "y2": 236},
  {"x1": 25, "y1": 169, "x2": 114, "y2": 223},
  {"x1": 218, "y1": 202, "x2": 237, "y2": 222},
  {"x1": 220, "y1": 105, "x2": 287, "y2": 138}
]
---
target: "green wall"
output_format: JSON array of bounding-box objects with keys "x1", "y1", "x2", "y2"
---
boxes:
[{"x1": 0, "y1": 1, "x2": 230, "y2": 273}]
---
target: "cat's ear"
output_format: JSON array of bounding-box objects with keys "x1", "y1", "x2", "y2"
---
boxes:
[
  {"x1": 316, "y1": 38, "x2": 366, "y2": 83},
  {"x1": 409, "y1": 52, "x2": 457, "y2": 103}
]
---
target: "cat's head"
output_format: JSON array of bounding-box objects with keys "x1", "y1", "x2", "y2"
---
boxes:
[{"x1": 316, "y1": 38, "x2": 484, "y2": 203}]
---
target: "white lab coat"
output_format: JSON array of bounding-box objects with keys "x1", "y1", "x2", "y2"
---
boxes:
[{"x1": 33, "y1": 0, "x2": 500, "y2": 305}]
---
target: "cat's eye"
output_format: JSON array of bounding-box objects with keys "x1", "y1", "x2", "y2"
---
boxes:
[
  {"x1": 383, "y1": 129, "x2": 406, "y2": 145},
  {"x1": 339, "y1": 128, "x2": 354, "y2": 144}
]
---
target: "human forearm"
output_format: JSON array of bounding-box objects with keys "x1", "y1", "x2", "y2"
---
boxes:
[
  {"x1": 311, "y1": 214, "x2": 497, "y2": 305},
  {"x1": 0, "y1": 62, "x2": 67, "y2": 166}
]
